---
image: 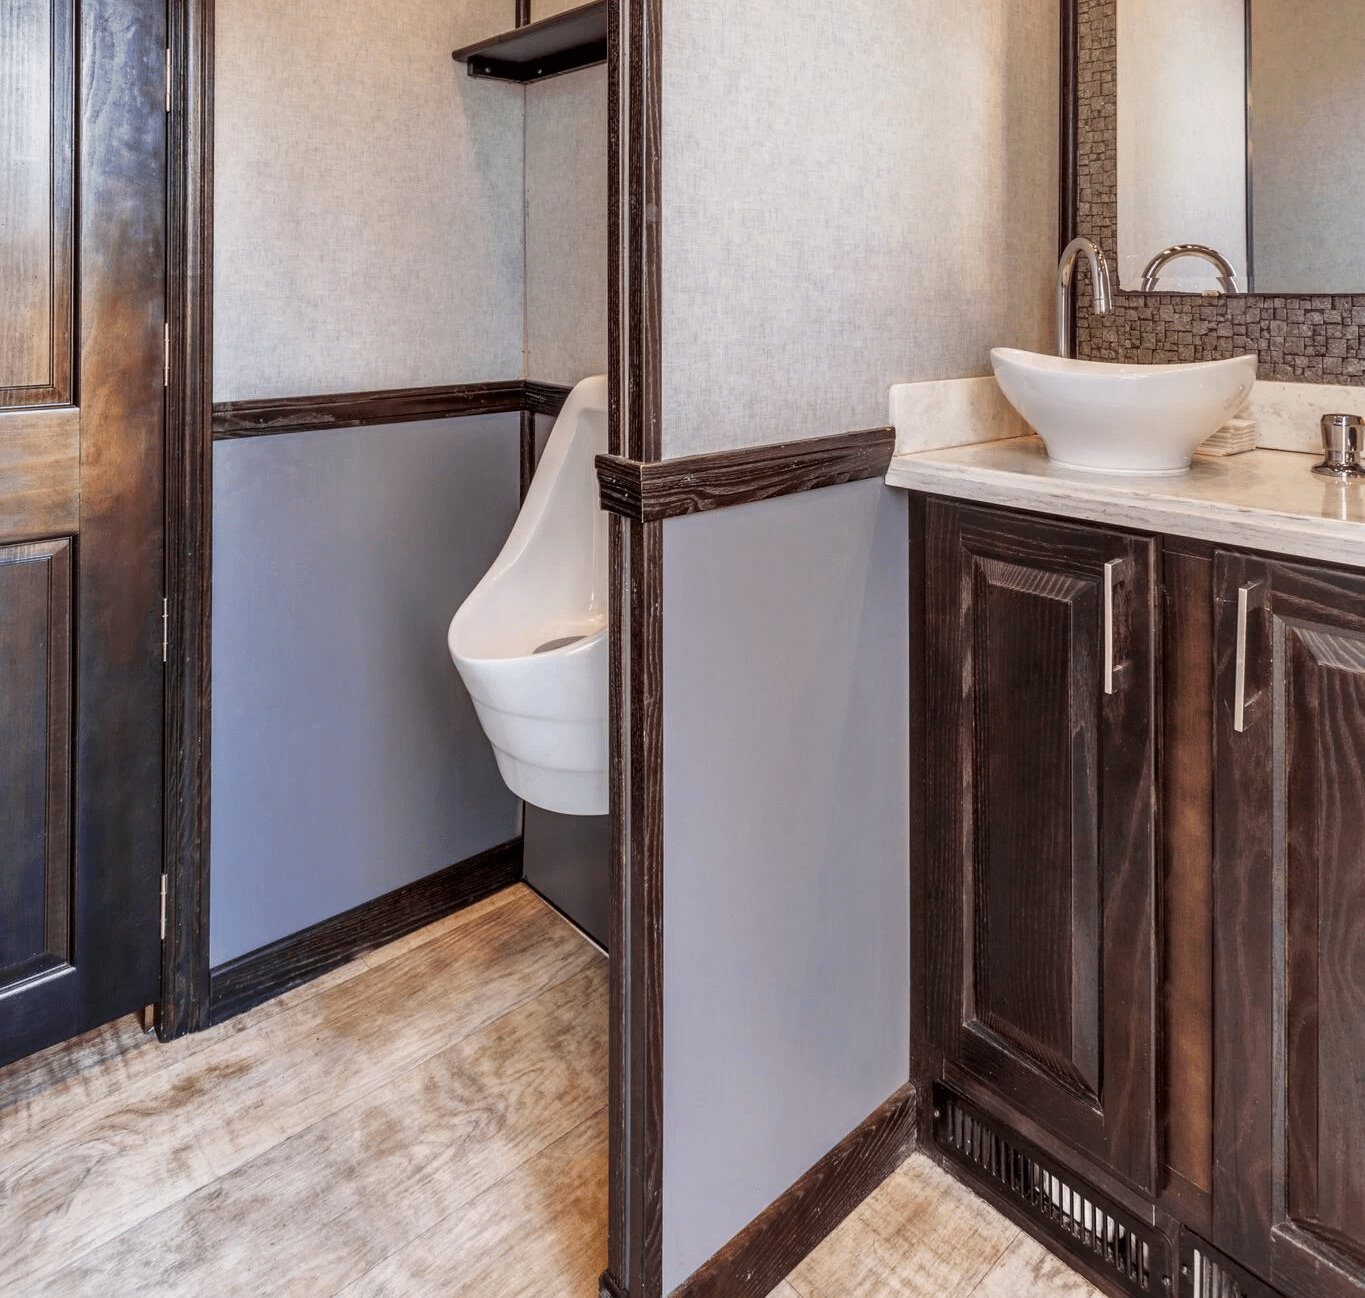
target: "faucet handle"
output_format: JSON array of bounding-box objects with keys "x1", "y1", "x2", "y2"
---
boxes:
[{"x1": 1314, "y1": 413, "x2": 1365, "y2": 479}]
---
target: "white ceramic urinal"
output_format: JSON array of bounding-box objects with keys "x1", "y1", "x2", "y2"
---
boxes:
[{"x1": 448, "y1": 375, "x2": 609, "y2": 816}]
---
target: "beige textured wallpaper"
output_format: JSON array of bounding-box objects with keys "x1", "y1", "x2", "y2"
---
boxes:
[
  {"x1": 659, "y1": 0, "x2": 1059, "y2": 458},
  {"x1": 526, "y1": 66, "x2": 609, "y2": 387},
  {"x1": 214, "y1": 0, "x2": 526, "y2": 401},
  {"x1": 531, "y1": 0, "x2": 591, "y2": 20}
]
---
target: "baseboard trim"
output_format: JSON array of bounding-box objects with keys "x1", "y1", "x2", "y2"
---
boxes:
[
  {"x1": 207, "y1": 837, "x2": 524, "y2": 1025},
  {"x1": 211, "y1": 380, "x2": 573, "y2": 440},
  {"x1": 670, "y1": 1084, "x2": 918, "y2": 1298},
  {"x1": 595, "y1": 426, "x2": 895, "y2": 523}
]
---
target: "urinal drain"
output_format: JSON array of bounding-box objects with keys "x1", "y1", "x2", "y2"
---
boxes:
[{"x1": 533, "y1": 635, "x2": 586, "y2": 654}]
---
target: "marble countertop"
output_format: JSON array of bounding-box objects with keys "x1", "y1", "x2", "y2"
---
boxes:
[{"x1": 886, "y1": 437, "x2": 1365, "y2": 570}]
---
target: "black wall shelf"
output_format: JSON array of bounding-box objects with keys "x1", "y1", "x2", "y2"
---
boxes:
[{"x1": 452, "y1": 2, "x2": 607, "y2": 84}]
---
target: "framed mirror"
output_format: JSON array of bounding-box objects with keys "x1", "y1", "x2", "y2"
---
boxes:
[{"x1": 1117, "y1": 1, "x2": 1365, "y2": 296}]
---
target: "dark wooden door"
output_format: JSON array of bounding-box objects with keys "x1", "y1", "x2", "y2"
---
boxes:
[
  {"x1": 923, "y1": 499, "x2": 1159, "y2": 1193},
  {"x1": 1213, "y1": 553, "x2": 1365, "y2": 1298},
  {"x1": 0, "y1": 0, "x2": 166, "y2": 1066}
]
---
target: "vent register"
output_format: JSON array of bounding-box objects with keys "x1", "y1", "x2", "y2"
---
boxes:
[{"x1": 931, "y1": 1087, "x2": 1292, "y2": 1298}]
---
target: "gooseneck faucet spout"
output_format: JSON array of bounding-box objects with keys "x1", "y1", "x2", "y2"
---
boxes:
[
  {"x1": 1057, "y1": 236, "x2": 1114, "y2": 358},
  {"x1": 1140, "y1": 243, "x2": 1239, "y2": 294}
]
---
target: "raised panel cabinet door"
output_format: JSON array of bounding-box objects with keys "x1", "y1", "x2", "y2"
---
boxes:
[
  {"x1": 1213, "y1": 553, "x2": 1365, "y2": 1298},
  {"x1": 924, "y1": 499, "x2": 1159, "y2": 1193},
  {"x1": 0, "y1": 0, "x2": 165, "y2": 1066}
]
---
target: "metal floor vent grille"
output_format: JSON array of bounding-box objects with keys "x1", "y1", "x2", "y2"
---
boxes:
[
  {"x1": 932, "y1": 1084, "x2": 1171, "y2": 1298},
  {"x1": 1180, "y1": 1233, "x2": 1285, "y2": 1298}
]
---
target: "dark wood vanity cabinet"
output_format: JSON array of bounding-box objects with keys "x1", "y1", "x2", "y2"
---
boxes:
[
  {"x1": 1211, "y1": 553, "x2": 1365, "y2": 1298},
  {"x1": 915, "y1": 495, "x2": 1365, "y2": 1298},
  {"x1": 921, "y1": 498, "x2": 1160, "y2": 1195}
]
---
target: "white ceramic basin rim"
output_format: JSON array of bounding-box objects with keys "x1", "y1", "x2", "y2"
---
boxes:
[{"x1": 990, "y1": 347, "x2": 1258, "y2": 474}]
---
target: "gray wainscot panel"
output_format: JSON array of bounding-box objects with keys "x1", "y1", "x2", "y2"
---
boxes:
[
  {"x1": 661, "y1": 478, "x2": 911, "y2": 1290},
  {"x1": 209, "y1": 416, "x2": 522, "y2": 966}
]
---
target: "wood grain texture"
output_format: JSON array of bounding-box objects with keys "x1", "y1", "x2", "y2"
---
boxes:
[
  {"x1": 673, "y1": 1087, "x2": 918, "y2": 1298},
  {"x1": 923, "y1": 498, "x2": 1159, "y2": 1195},
  {"x1": 0, "y1": 886, "x2": 603, "y2": 1292},
  {"x1": 335, "y1": 1108, "x2": 608, "y2": 1296},
  {"x1": 24, "y1": 955, "x2": 608, "y2": 1297},
  {"x1": 971, "y1": 1233, "x2": 1107, "y2": 1298},
  {"x1": 207, "y1": 837, "x2": 524, "y2": 1024},
  {"x1": 211, "y1": 379, "x2": 573, "y2": 440},
  {"x1": 601, "y1": 0, "x2": 664, "y2": 1292},
  {"x1": 0, "y1": 407, "x2": 80, "y2": 543},
  {"x1": 0, "y1": 540, "x2": 71, "y2": 982},
  {"x1": 0, "y1": 0, "x2": 74, "y2": 405},
  {"x1": 454, "y1": 2, "x2": 606, "y2": 84},
  {"x1": 595, "y1": 427, "x2": 895, "y2": 522},
  {"x1": 0, "y1": 0, "x2": 168, "y2": 1067},
  {"x1": 211, "y1": 380, "x2": 526, "y2": 438},
  {"x1": 525, "y1": 379, "x2": 573, "y2": 417},
  {"x1": 1213, "y1": 553, "x2": 1365, "y2": 1298},
  {"x1": 1160, "y1": 551, "x2": 1215, "y2": 1209},
  {"x1": 786, "y1": 1152, "x2": 1020, "y2": 1298},
  {"x1": 160, "y1": 0, "x2": 216, "y2": 1043}
]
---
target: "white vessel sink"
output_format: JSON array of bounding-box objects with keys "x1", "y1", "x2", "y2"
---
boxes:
[{"x1": 990, "y1": 348, "x2": 1258, "y2": 475}]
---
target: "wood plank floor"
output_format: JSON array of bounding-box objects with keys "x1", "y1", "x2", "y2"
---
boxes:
[
  {"x1": 773, "y1": 1152, "x2": 1104, "y2": 1298},
  {"x1": 3, "y1": 883, "x2": 1100, "y2": 1297},
  {"x1": 0, "y1": 885, "x2": 608, "y2": 1297}
]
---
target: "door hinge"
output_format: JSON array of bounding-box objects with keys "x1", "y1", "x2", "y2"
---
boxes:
[
  {"x1": 165, "y1": 48, "x2": 172, "y2": 113},
  {"x1": 159, "y1": 873, "x2": 168, "y2": 941},
  {"x1": 162, "y1": 597, "x2": 169, "y2": 663},
  {"x1": 164, "y1": 324, "x2": 170, "y2": 388}
]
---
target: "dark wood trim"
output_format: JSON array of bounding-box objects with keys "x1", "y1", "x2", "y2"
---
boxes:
[
  {"x1": 207, "y1": 838, "x2": 524, "y2": 1025},
  {"x1": 160, "y1": 0, "x2": 216, "y2": 1041},
  {"x1": 454, "y1": 2, "x2": 607, "y2": 84},
  {"x1": 672, "y1": 1087, "x2": 918, "y2": 1298},
  {"x1": 520, "y1": 408, "x2": 536, "y2": 502},
  {"x1": 524, "y1": 379, "x2": 574, "y2": 416},
  {"x1": 211, "y1": 379, "x2": 573, "y2": 441},
  {"x1": 212, "y1": 380, "x2": 524, "y2": 439},
  {"x1": 1059, "y1": 0, "x2": 1078, "y2": 357},
  {"x1": 596, "y1": 427, "x2": 895, "y2": 523},
  {"x1": 1059, "y1": 0, "x2": 1078, "y2": 255},
  {"x1": 602, "y1": 0, "x2": 666, "y2": 1293}
]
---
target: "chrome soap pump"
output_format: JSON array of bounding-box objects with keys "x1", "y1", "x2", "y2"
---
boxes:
[{"x1": 1313, "y1": 413, "x2": 1365, "y2": 480}]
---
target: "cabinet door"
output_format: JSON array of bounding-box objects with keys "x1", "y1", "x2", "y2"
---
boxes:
[
  {"x1": 924, "y1": 499, "x2": 1159, "y2": 1193},
  {"x1": 1213, "y1": 553, "x2": 1365, "y2": 1298}
]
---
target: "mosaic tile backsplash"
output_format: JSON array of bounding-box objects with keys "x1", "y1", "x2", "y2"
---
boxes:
[{"x1": 1073, "y1": 0, "x2": 1365, "y2": 384}]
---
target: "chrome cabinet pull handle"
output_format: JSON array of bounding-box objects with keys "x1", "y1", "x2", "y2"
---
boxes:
[
  {"x1": 1234, "y1": 581, "x2": 1265, "y2": 733},
  {"x1": 1104, "y1": 559, "x2": 1123, "y2": 696}
]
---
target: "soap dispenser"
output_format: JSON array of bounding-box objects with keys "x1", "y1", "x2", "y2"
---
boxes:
[{"x1": 1313, "y1": 414, "x2": 1365, "y2": 479}]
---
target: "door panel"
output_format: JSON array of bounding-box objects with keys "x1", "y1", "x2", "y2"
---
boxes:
[
  {"x1": 0, "y1": 0, "x2": 165, "y2": 1067},
  {"x1": 971, "y1": 556, "x2": 1101, "y2": 1100},
  {"x1": 0, "y1": 540, "x2": 72, "y2": 985},
  {"x1": 0, "y1": 0, "x2": 75, "y2": 405},
  {"x1": 925, "y1": 499, "x2": 1159, "y2": 1193},
  {"x1": 1214, "y1": 554, "x2": 1365, "y2": 1298}
]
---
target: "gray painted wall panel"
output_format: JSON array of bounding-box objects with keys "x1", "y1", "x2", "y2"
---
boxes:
[
  {"x1": 661, "y1": 481, "x2": 911, "y2": 1290},
  {"x1": 210, "y1": 417, "x2": 522, "y2": 966}
]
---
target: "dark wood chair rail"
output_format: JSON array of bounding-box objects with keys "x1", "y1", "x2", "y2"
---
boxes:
[
  {"x1": 211, "y1": 379, "x2": 573, "y2": 440},
  {"x1": 595, "y1": 426, "x2": 895, "y2": 523}
]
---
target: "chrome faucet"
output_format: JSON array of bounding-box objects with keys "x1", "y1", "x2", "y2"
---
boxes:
[
  {"x1": 1141, "y1": 244, "x2": 1239, "y2": 294},
  {"x1": 1057, "y1": 236, "x2": 1114, "y2": 358}
]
